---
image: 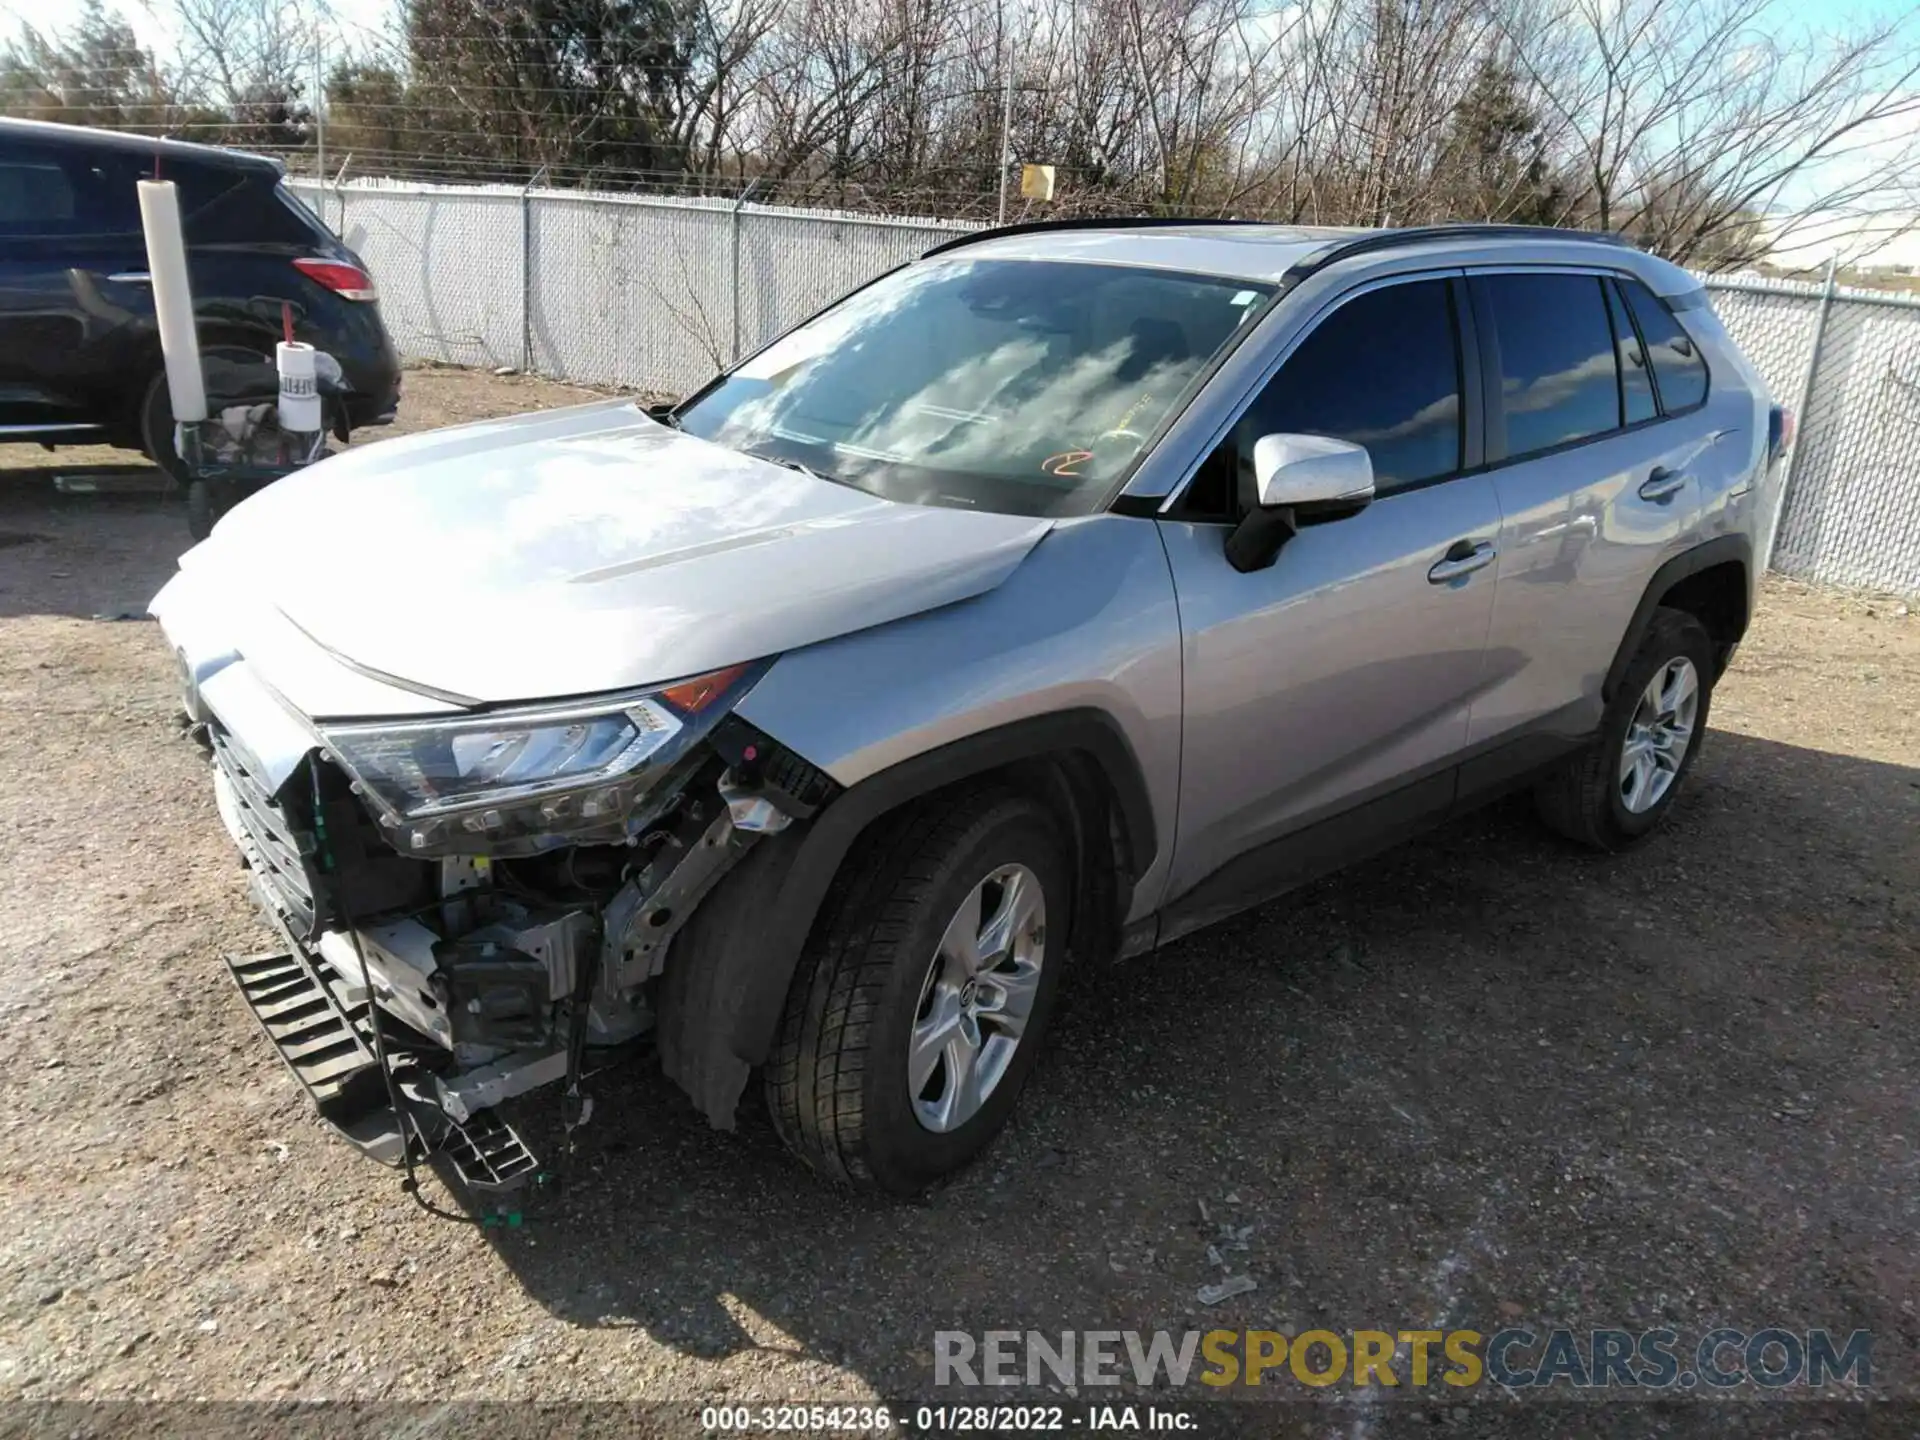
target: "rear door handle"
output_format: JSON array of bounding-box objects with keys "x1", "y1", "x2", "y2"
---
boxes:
[
  {"x1": 105, "y1": 271, "x2": 151, "y2": 284},
  {"x1": 1639, "y1": 467, "x2": 1689, "y2": 502},
  {"x1": 1428, "y1": 539, "x2": 1496, "y2": 584}
]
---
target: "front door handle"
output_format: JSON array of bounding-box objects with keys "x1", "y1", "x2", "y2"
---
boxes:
[
  {"x1": 1639, "y1": 466, "x2": 1689, "y2": 503},
  {"x1": 1428, "y1": 539, "x2": 1496, "y2": 584}
]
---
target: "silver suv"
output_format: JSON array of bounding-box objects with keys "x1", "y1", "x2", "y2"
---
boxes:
[{"x1": 153, "y1": 221, "x2": 1783, "y2": 1198}]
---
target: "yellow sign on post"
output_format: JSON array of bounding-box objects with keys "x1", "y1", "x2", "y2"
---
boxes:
[{"x1": 1019, "y1": 164, "x2": 1056, "y2": 202}]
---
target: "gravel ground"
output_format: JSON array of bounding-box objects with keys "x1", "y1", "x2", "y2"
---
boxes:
[{"x1": 0, "y1": 367, "x2": 1915, "y2": 1436}]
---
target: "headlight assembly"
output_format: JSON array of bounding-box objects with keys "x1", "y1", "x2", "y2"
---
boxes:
[{"x1": 318, "y1": 662, "x2": 764, "y2": 855}]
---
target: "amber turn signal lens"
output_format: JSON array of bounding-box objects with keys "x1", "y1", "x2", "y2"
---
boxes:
[{"x1": 659, "y1": 664, "x2": 750, "y2": 715}]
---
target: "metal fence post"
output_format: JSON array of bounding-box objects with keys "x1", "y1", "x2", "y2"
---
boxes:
[
  {"x1": 1765, "y1": 256, "x2": 1839, "y2": 575},
  {"x1": 730, "y1": 186, "x2": 752, "y2": 364},
  {"x1": 329, "y1": 155, "x2": 350, "y2": 241},
  {"x1": 521, "y1": 166, "x2": 547, "y2": 375},
  {"x1": 313, "y1": 34, "x2": 324, "y2": 185}
]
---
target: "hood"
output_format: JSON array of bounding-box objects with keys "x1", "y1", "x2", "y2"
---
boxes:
[{"x1": 180, "y1": 400, "x2": 1053, "y2": 713}]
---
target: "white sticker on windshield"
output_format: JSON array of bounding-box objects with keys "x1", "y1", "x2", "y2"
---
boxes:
[{"x1": 1231, "y1": 290, "x2": 1258, "y2": 306}]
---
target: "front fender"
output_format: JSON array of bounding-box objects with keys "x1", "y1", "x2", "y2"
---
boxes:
[
  {"x1": 660, "y1": 514, "x2": 1184, "y2": 1126},
  {"x1": 657, "y1": 708, "x2": 1161, "y2": 1127}
]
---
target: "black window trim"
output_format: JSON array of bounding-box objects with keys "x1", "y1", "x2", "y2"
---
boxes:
[
  {"x1": 1602, "y1": 275, "x2": 1641, "y2": 426},
  {"x1": 1465, "y1": 264, "x2": 1713, "y2": 472},
  {"x1": 1154, "y1": 266, "x2": 1484, "y2": 521}
]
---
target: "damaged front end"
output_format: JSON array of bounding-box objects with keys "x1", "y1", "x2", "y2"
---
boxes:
[{"x1": 203, "y1": 660, "x2": 836, "y2": 1196}]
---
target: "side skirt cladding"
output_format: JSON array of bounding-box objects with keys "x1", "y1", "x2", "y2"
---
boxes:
[{"x1": 656, "y1": 709, "x2": 1158, "y2": 1128}]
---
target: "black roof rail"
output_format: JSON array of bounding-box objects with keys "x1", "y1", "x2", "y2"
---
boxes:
[
  {"x1": 1282, "y1": 223, "x2": 1635, "y2": 284},
  {"x1": 920, "y1": 214, "x2": 1279, "y2": 259}
]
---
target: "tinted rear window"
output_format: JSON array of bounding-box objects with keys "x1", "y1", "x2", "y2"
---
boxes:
[
  {"x1": 0, "y1": 158, "x2": 75, "y2": 232},
  {"x1": 1622, "y1": 278, "x2": 1710, "y2": 412},
  {"x1": 0, "y1": 140, "x2": 250, "y2": 236},
  {"x1": 1482, "y1": 273, "x2": 1620, "y2": 459}
]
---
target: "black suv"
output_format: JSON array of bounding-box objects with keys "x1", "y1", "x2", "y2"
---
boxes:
[{"x1": 0, "y1": 118, "x2": 400, "y2": 475}]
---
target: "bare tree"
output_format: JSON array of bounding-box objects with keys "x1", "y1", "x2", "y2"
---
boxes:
[
  {"x1": 171, "y1": 0, "x2": 320, "y2": 149},
  {"x1": 6, "y1": 0, "x2": 1915, "y2": 265},
  {"x1": 1503, "y1": 0, "x2": 1920, "y2": 266}
]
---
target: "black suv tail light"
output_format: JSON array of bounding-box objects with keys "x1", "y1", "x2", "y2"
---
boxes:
[{"x1": 292, "y1": 257, "x2": 377, "y2": 302}]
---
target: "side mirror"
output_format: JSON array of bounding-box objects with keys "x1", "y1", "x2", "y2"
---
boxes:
[
  {"x1": 1251, "y1": 433, "x2": 1375, "y2": 512},
  {"x1": 1226, "y1": 433, "x2": 1376, "y2": 573}
]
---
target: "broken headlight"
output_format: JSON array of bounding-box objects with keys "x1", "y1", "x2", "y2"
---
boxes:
[{"x1": 317, "y1": 662, "x2": 764, "y2": 856}]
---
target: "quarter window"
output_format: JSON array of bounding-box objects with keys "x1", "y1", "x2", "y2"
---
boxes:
[
  {"x1": 1481, "y1": 273, "x2": 1620, "y2": 459},
  {"x1": 1235, "y1": 279, "x2": 1463, "y2": 497},
  {"x1": 1622, "y1": 278, "x2": 1709, "y2": 412},
  {"x1": 1604, "y1": 279, "x2": 1657, "y2": 425}
]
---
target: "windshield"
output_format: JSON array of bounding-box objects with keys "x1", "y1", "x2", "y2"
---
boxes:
[{"x1": 675, "y1": 259, "x2": 1273, "y2": 517}]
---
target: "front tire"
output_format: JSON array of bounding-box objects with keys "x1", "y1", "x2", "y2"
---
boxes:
[
  {"x1": 1534, "y1": 606, "x2": 1716, "y2": 850},
  {"x1": 766, "y1": 789, "x2": 1070, "y2": 1194}
]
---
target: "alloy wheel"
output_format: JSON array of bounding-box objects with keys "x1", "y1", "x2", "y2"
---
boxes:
[
  {"x1": 1619, "y1": 656, "x2": 1700, "y2": 814},
  {"x1": 908, "y1": 863, "x2": 1047, "y2": 1133}
]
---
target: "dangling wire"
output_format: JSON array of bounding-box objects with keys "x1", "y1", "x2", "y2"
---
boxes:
[{"x1": 314, "y1": 765, "x2": 484, "y2": 1227}]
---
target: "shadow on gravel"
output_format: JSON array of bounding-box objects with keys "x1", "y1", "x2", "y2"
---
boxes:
[
  {"x1": 467, "y1": 730, "x2": 1920, "y2": 1410},
  {"x1": 0, "y1": 467, "x2": 190, "y2": 620}
]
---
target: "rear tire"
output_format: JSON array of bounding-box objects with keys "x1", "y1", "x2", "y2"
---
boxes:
[
  {"x1": 1534, "y1": 606, "x2": 1716, "y2": 850},
  {"x1": 765, "y1": 788, "x2": 1070, "y2": 1195},
  {"x1": 138, "y1": 370, "x2": 188, "y2": 488}
]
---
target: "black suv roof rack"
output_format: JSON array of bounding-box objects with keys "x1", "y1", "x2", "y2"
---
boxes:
[
  {"x1": 1282, "y1": 223, "x2": 1635, "y2": 284},
  {"x1": 921, "y1": 215, "x2": 1279, "y2": 259}
]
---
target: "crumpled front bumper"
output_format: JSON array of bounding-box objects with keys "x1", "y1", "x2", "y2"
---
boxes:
[{"x1": 225, "y1": 936, "x2": 541, "y2": 1192}]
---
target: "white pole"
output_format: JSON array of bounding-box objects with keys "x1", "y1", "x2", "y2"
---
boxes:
[{"x1": 138, "y1": 181, "x2": 208, "y2": 428}]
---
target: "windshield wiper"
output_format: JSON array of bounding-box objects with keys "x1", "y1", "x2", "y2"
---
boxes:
[{"x1": 745, "y1": 449, "x2": 844, "y2": 487}]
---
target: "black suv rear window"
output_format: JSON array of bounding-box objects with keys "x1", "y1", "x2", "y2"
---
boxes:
[
  {"x1": 0, "y1": 158, "x2": 75, "y2": 230},
  {"x1": 0, "y1": 140, "x2": 250, "y2": 237}
]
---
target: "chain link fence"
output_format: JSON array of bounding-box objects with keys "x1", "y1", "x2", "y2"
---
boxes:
[{"x1": 290, "y1": 177, "x2": 1920, "y2": 596}]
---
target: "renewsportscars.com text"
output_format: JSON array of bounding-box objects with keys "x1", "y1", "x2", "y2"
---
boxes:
[{"x1": 934, "y1": 1327, "x2": 1872, "y2": 1392}]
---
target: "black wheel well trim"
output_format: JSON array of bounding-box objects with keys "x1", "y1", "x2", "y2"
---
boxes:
[
  {"x1": 740, "y1": 708, "x2": 1153, "y2": 1046},
  {"x1": 1603, "y1": 534, "x2": 1753, "y2": 701},
  {"x1": 658, "y1": 708, "x2": 1158, "y2": 1125}
]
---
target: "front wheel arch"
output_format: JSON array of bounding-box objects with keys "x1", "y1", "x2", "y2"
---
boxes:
[{"x1": 654, "y1": 710, "x2": 1153, "y2": 1128}]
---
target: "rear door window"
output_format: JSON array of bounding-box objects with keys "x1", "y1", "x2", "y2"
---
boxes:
[
  {"x1": 1479, "y1": 272, "x2": 1621, "y2": 459},
  {"x1": 1621, "y1": 278, "x2": 1710, "y2": 412}
]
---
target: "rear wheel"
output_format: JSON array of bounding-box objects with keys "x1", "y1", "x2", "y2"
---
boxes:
[
  {"x1": 137, "y1": 369, "x2": 189, "y2": 488},
  {"x1": 1534, "y1": 607, "x2": 1716, "y2": 850},
  {"x1": 766, "y1": 789, "x2": 1070, "y2": 1194}
]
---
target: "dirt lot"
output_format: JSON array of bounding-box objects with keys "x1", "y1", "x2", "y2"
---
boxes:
[{"x1": 0, "y1": 367, "x2": 1915, "y2": 1435}]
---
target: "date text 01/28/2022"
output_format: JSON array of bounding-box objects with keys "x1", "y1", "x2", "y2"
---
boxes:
[{"x1": 701, "y1": 1404, "x2": 1197, "y2": 1431}]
